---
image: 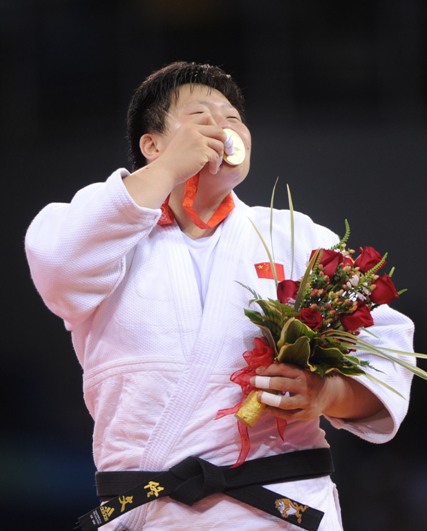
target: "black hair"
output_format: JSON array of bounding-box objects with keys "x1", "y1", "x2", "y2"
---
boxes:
[{"x1": 126, "y1": 61, "x2": 245, "y2": 170}]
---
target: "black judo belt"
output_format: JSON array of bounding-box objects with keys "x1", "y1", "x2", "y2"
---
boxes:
[{"x1": 75, "y1": 448, "x2": 334, "y2": 531}]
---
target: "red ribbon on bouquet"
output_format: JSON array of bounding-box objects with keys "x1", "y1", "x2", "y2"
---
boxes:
[{"x1": 216, "y1": 337, "x2": 287, "y2": 467}]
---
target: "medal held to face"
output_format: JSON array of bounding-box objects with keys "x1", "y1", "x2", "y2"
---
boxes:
[{"x1": 223, "y1": 128, "x2": 246, "y2": 166}]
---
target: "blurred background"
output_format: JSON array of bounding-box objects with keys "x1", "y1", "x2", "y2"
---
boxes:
[{"x1": 2, "y1": 1, "x2": 427, "y2": 529}]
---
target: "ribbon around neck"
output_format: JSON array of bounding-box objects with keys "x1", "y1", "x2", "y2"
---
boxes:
[
  {"x1": 158, "y1": 174, "x2": 235, "y2": 229},
  {"x1": 182, "y1": 174, "x2": 235, "y2": 229}
]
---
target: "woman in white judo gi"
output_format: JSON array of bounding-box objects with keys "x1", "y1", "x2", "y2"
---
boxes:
[{"x1": 25, "y1": 61, "x2": 414, "y2": 530}]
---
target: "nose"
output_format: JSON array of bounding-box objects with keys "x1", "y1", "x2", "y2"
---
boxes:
[{"x1": 210, "y1": 110, "x2": 228, "y2": 128}]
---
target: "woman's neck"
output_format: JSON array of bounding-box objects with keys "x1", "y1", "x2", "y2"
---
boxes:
[{"x1": 169, "y1": 184, "x2": 231, "y2": 239}]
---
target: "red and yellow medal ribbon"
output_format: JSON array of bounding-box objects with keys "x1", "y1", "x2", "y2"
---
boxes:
[
  {"x1": 182, "y1": 174, "x2": 235, "y2": 229},
  {"x1": 158, "y1": 174, "x2": 234, "y2": 229}
]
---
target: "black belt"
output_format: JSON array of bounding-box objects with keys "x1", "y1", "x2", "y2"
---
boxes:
[{"x1": 75, "y1": 448, "x2": 333, "y2": 531}]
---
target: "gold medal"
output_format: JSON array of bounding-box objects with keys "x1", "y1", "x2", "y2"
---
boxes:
[{"x1": 223, "y1": 128, "x2": 246, "y2": 166}]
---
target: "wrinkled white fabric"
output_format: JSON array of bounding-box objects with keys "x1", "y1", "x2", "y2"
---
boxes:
[
  {"x1": 182, "y1": 225, "x2": 222, "y2": 306},
  {"x1": 25, "y1": 168, "x2": 414, "y2": 530}
]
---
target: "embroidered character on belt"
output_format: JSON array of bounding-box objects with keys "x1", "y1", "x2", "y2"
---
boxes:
[
  {"x1": 275, "y1": 498, "x2": 308, "y2": 524},
  {"x1": 144, "y1": 480, "x2": 165, "y2": 498},
  {"x1": 118, "y1": 495, "x2": 134, "y2": 513}
]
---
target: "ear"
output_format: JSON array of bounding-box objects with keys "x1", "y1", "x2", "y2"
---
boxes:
[{"x1": 139, "y1": 133, "x2": 161, "y2": 162}]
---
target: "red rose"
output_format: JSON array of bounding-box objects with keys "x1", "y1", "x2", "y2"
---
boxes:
[
  {"x1": 342, "y1": 255, "x2": 354, "y2": 266},
  {"x1": 311, "y1": 249, "x2": 343, "y2": 277},
  {"x1": 277, "y1": 279, "x2": 300, "y2": 304},
  {"x1": 370, "y1": 274, "x2": 399, "y2": 305},
  {"x1": 354, "y1": 246, "x2": 384, "y2": 273},
  {"x1": 297, "y1": 307, "x2": 323, "y2": 330},
  {"x1": 340, "y1": 302, "x2": 374, "y2": 332}
]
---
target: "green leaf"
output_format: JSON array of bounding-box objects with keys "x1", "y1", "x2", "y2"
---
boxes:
[
  {"x1": 286, "y1": 318, "x2": 315, "y2": 343},
  {"x1": 235, "y1": 281, "x2": 263, "y2": 301},
  {"x1": 287, "y1": 184, "x2": 295, "y2": 280},
  {"x1": 248, "y1": 218, "x2": 278, "y2": 288},
  {"x1": 244, "y1": 310, "x2": 284, "y2": 343},
  {"x1": 362, "y1": 372, "x2": 404, "y2": 399},
  {"x1": 294, "y1": 249, "x2": 322, "y2": 311},
  {"x1": 345, "y1": 336, "x2": 427, "y2": 381},
  {"x1": 276, "y1": 335, "x2": 311, "y2": 366},
  {"x1": 270, "y1": 177, "x2": 279, "y2": 268},
  {"x1": 313, "y1": 344, "x2": 348, "y2": 363},
  {"x1": 331, "y1": 219, "x2": 351, "y2": 250},
  {"x1": 276, "y1": 317, "x2": 313, "y2": 350},
  {"x1": 257, "y1": 326, "x2": 278, "y2": 354},
  {"x1": 277, "y1": 317, "x2": 294, "y2": 350}
]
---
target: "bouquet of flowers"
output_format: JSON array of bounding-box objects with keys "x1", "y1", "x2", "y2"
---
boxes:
[{"x1": 216, "y1": 184, "x2": 427, "y2": 466}]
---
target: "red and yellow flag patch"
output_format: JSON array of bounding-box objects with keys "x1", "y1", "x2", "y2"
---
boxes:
[{"x1": 255, "y1": 263, "x2": 285, "y2": 281}]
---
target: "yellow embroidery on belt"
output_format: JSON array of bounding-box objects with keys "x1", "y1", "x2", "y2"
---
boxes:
[
  {"x1": 144, "y1": 480, "x2": 165, "y2": 498},
  {"x1": 275, "y1": 498, "x2": 308, "y2": 524}
]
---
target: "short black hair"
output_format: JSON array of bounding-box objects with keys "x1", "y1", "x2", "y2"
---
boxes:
[{"x1": 126, "y1": 61, "x2": 245, "y2": 171}]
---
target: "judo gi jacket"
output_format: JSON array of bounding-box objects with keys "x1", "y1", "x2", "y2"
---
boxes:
[{"x1": 25, "y1": 169, "x2": 415, "y2": 530}]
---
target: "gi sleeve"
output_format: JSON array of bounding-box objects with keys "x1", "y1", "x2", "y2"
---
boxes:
[
  {"x1": 25, "y1": 168, "x2": 161, "y2": 328},
  {"x1": 325, "y1": 304, "x2": 415, "y2": 443}
]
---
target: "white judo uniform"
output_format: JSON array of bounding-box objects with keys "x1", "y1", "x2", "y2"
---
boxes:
[{"x1": 25, "y1": 169, "x2": 415, "y2": 530}]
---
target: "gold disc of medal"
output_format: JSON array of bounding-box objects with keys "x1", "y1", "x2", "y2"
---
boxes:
[{"x1": 223, "y1": 128, "x2": 246, "y2": 166}]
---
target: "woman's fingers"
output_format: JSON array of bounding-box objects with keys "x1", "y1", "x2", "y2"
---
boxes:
[
  {"x1": 252, "y1": 373, "x2": 297, "y2": 395},
  {"x1": 259, "y1": 391, "x2": 291, "y2": 408}
]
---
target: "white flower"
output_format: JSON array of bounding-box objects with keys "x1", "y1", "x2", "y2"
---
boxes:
[{"x1": 350, "y1": 274, "x2": 359, "y2": 286}]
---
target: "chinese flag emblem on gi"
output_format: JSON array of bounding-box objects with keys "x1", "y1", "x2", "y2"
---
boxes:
[{"x1": 255, "y1": 262, "x2": 285, "y2": 281}]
